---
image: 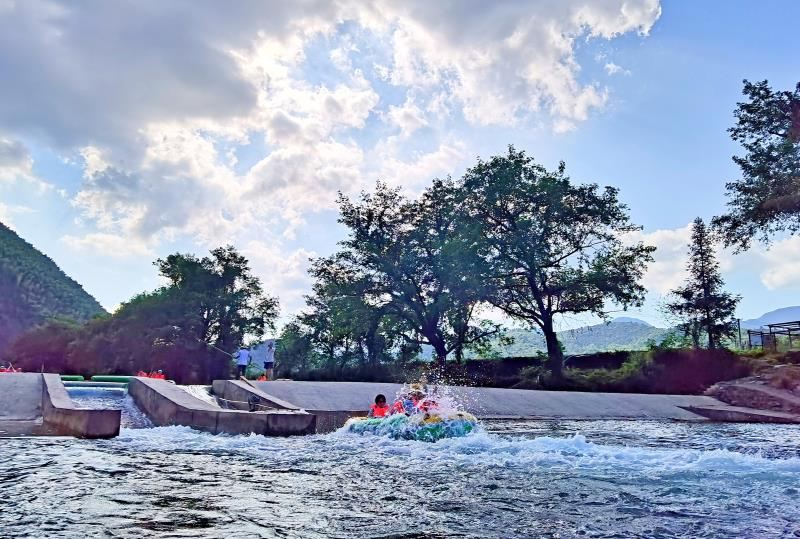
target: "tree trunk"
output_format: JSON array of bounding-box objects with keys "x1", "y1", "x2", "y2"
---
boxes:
[
  {"x1": 433, "y1": 342, "x2": 448, "y2": 369},
  {"x1": 541, "y1": 318, "x2": 563, "y2": 379}
]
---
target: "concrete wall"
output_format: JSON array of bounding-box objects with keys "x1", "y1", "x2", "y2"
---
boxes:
[
  {"x1": 211, "y1": 379, "x2": 301, "y2": 411},
  {"x1": 251, "y1": 381, "x2": 724, "y2": 423},
  {"x1": 212, "y1": 379, "x2": 359, "y2": 433},
  {"x1": 0, "y1": 373, "x2": 43, "y2": 420},
  {"x1": 130, "y1": 378, "x2": 315, "y2": 436},
  {"x1": 41, "y1": 374, "x2": 121, "y2": 439}
]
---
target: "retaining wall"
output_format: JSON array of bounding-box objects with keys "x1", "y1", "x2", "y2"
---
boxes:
[
  {"x1": 130, "y1": 378, "x2": 315, "y2": 436},
  {"x1": 41, "y1": 374, "x2": 121, "y2": 438}
]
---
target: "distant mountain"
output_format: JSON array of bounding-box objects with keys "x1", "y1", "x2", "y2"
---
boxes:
[
  {"x1": 741, "y1": 307, "x2": 800, "y2": 330},
  {"x1": 494, "y1": 320, "x2": 669, "y2": 357},
  {"x1": 0, "y1": 221, "x2": 106, "y2": 354},
  {"x1": 610, "y1": 316, "x2": 652, "y2": 326},
  {"x1": 418, "y1": 318, "x2": 670, "y2": 360}
]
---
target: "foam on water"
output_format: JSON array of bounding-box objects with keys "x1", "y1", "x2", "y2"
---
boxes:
[
  {"x1": 114, "y1": 423, "x2": 800, "y2": 478},
  {"x1": 4, "y1": 419, "x2": 800, "y2": 538}
]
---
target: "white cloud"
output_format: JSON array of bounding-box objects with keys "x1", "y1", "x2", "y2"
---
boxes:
[
  {"x1": 603, "y1": 62, "x2": 631, "y2": 75},
  {"x1": 0, "y1": 0, "x2": 664, "y2": 308},
  {"x1": 241, "y1": 240, "x2": 317, "y2": 317},
  {"x1": 386, "y1": 97, "x2": 428, "y2": 137},
  {"x1": 0, "y1": 202, "x2": 34, "y2": 229},
  {"x1": 759, "y1": 236, "x2": 800, "y2": 290},
  {"x1": 627, "y1": 224, "x2": 692, "y2": 294},
  {"x1": 362, "y1": 1, "x2": 659, "y2": 129},
  {"x1": 62, "y1": 233, "x2": 154, "y2": 258}
]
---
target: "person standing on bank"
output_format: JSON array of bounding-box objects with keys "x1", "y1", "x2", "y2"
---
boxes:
[
  {"x1": 235, "y1": 347, "x2": 251, "y2": 378},
  {"x1": 263, "y1": 339, "x2": 276, "y2": 380}
]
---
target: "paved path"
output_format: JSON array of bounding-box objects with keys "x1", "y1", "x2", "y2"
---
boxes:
[{"x1": 252, "y1": 381, "x2": 720, "y2": 421}]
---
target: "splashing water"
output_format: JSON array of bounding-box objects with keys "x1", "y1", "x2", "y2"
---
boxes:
[
  {"x1": 342, "y1": 382, "x2": 482, "y2": 442},
  {"x1": 3, "y1": 420, "x2": 799, "y2": 538}
]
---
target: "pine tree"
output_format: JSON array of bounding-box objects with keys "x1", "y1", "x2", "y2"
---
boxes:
[{"x1": 667, "y1": 218, "x2": 740, "y2": 348}]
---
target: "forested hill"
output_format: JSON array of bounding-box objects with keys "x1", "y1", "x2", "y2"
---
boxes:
[
  {"x1": 0, "y1": 221, "x2": 106, "y2": 353},
  {"x1": 490, "y1": 320, "x2": 669, "y2": 357}
]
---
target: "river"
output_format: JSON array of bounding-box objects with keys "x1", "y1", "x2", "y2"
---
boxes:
[{"x1": 1, "y1": 390, "x2": 799, "y2": 538}]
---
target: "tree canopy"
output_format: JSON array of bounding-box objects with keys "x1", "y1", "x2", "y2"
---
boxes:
[
  {"x1": 460, "y1": 147, "x2": 655, "y2": 376},
  {"x1": 320, "y1": 180, "x2": 501, "y2": 367},
  {"x1": 8, "y1": 246, "x2": 278, "y2": 383},
  {"x1": 713, "y1": 80, "x2": 800, "y2": 250}
]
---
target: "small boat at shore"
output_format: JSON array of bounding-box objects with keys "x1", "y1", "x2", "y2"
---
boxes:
[{"x1": 344, "y1": 410, "x2": 479, "y2": 442}]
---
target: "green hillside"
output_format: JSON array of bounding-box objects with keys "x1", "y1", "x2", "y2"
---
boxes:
[
  {"x1": 0, "y1": 221, "x2": 106, "y2": 353},
  {"x1": 487, "y1": 321, "x2": 669, "y2": 357}
]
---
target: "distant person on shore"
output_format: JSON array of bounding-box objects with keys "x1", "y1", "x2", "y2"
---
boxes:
[
  {"x1": 368, "y1": 394, "x2": 390, "y2": 417},
  {"x1": 263, "y1": 339, "x2": 275, "y2": 380},
  {"x1": 235, "y1": 348, "x2": 251, "y2": 378}
]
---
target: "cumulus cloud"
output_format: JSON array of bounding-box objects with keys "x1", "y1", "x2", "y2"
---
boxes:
[
  {"x1": 627, "y1": 224, "x2": 693, "y2": 295},
  {"x1": 0, "y1": 0, "x2": 663, "y2": 313},
  {"x1": 0, "y1": 137, "x2": 34, "y2": 182},
  {"x1": 759, "y1": 237, "x2": 800, "y2": 290},
  {"x1": 604, "y1": 62, "x2": 628, "y2": 75},
  {"x1": 241, "y1": 240, "x2": 317, "y2": 317},
  {"x1": 62, "y1": 233, "x2": 155, "y2": 258},
  {"x1": 386, "y1": 97, "x2": 428, "y2": 137},
  {"x1": 364, "y1": 0, "x2": 660, "y2": 128}
]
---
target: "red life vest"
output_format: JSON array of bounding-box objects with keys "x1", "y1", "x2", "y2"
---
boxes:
[{"x1": 370, "y1": 403, "x2": 390, "y2": 417}]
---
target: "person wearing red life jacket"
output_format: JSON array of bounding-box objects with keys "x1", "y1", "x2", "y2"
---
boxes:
[{"x1": 368, "y1": 394, "x2": 390, "y2": 418}]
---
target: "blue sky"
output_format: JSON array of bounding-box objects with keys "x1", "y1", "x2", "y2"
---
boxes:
[{"x1": 1, "y1": 0, "x2": 799, "y2": 332}]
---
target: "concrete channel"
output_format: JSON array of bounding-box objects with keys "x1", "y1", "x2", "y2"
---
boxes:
[
  {"x1": 0, "y1": 373, "x2": 120, "y2": 438},
  {"x1": 4, "y1": 374, "x2": 797, "y2": 438},
  {"x1": 128, "y1": 377, "x2": 316, "y2": 436}
]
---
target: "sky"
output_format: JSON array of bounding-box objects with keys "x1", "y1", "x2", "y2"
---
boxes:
[{"x1": 1, "y1": 0, "x2": 799, "y2": 332}]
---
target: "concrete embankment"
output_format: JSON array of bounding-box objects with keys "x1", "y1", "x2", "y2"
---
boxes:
[
  {"x1": 0, "y1": 373, "x2": 121, "y2": 438},
  {"x1": 248, "y1": 380, "x2": 800, "y2": 432},
  {"x1": 129, "y1": 378, "x2": 315, "y2": 436}
]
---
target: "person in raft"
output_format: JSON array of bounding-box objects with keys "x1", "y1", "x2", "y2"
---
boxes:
[
  {"x1": 234, "y1": 348, "x2": 251, "y2": 378},
  {"x1": 368, "y1": 394, "x2": 390, "y2": 417},
  {"x1": 391, "y1": 384, "x2": 425, "y2": 415}
]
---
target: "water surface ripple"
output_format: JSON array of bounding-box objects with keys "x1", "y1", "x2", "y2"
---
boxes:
[{"x1": 2, "y1": 420, "x2": 799, "y2": 538}]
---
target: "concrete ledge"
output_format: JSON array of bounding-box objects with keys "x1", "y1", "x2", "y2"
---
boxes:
[
  {"x1": 680, "y1": 404, "x2": 800, "y2": 424},
  {"x1": 211, "y1": 379, "x2": 301, "y2": 411},
  {"x1": 42, "y1": 374, "x2": 121, "y2": 439},
  {"x1": 212, "y1": 379, "x2": 348, "y2": 433},
  {"x1": 130, "y1": 378, "x2": 315, "y2": 436}
]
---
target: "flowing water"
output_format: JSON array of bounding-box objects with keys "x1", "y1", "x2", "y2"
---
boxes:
[{"x1": 1, "y1": 389, "x2": 799, "y2": 538}]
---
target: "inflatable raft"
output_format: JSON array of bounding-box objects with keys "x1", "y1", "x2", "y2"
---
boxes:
[{"x1": 344, "y1": 411, "x2": 479, "y2": 442}]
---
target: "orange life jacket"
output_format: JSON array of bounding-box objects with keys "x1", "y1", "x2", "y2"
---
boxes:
[{"x1": 370, "y1": 403, "x2": 390, "y2": 417}]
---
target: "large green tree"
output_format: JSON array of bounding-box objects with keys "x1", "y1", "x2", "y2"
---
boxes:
[
  {"x1": 156, "y1": 246, "x2": 279, "y2": 356},
  {"x1": 460, "y1": 147, "x2": 655, "y2": 377},
  {"x1": 666, "y1": 218, "x2": 740, "y2": 349},
  {"x1": 325, "y1": 180, "x2": 500, "y2": 367},
  {"x1": 8, "y1": 246, "x2": 278, "y2": 383},
  {"x1": 713, "y1": 80, "x2": 800, "y2": 250}
]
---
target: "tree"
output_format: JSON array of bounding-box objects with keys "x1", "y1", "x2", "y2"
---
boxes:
[
  {"x1": 8, "y1": 246, "x2": 279, "y2": 383},
  {"x1": 713, "y1": 80, "x2": 800, "y2": 250},
  {"x1": 461, "y1": 147, "x2": 655, "y2": 377},
  {"x1": 275, "y1": 321, "x2": 315, "y2": 377},
  {"x1": 326, "y1": 180, "x2": 500, "y2": 367},
  {"x1": 666, "y1": 218, "x2": 740, "y2": 349},
  {"x1": 157, "y1": 246, "x2": 278, "y2": 353}
]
